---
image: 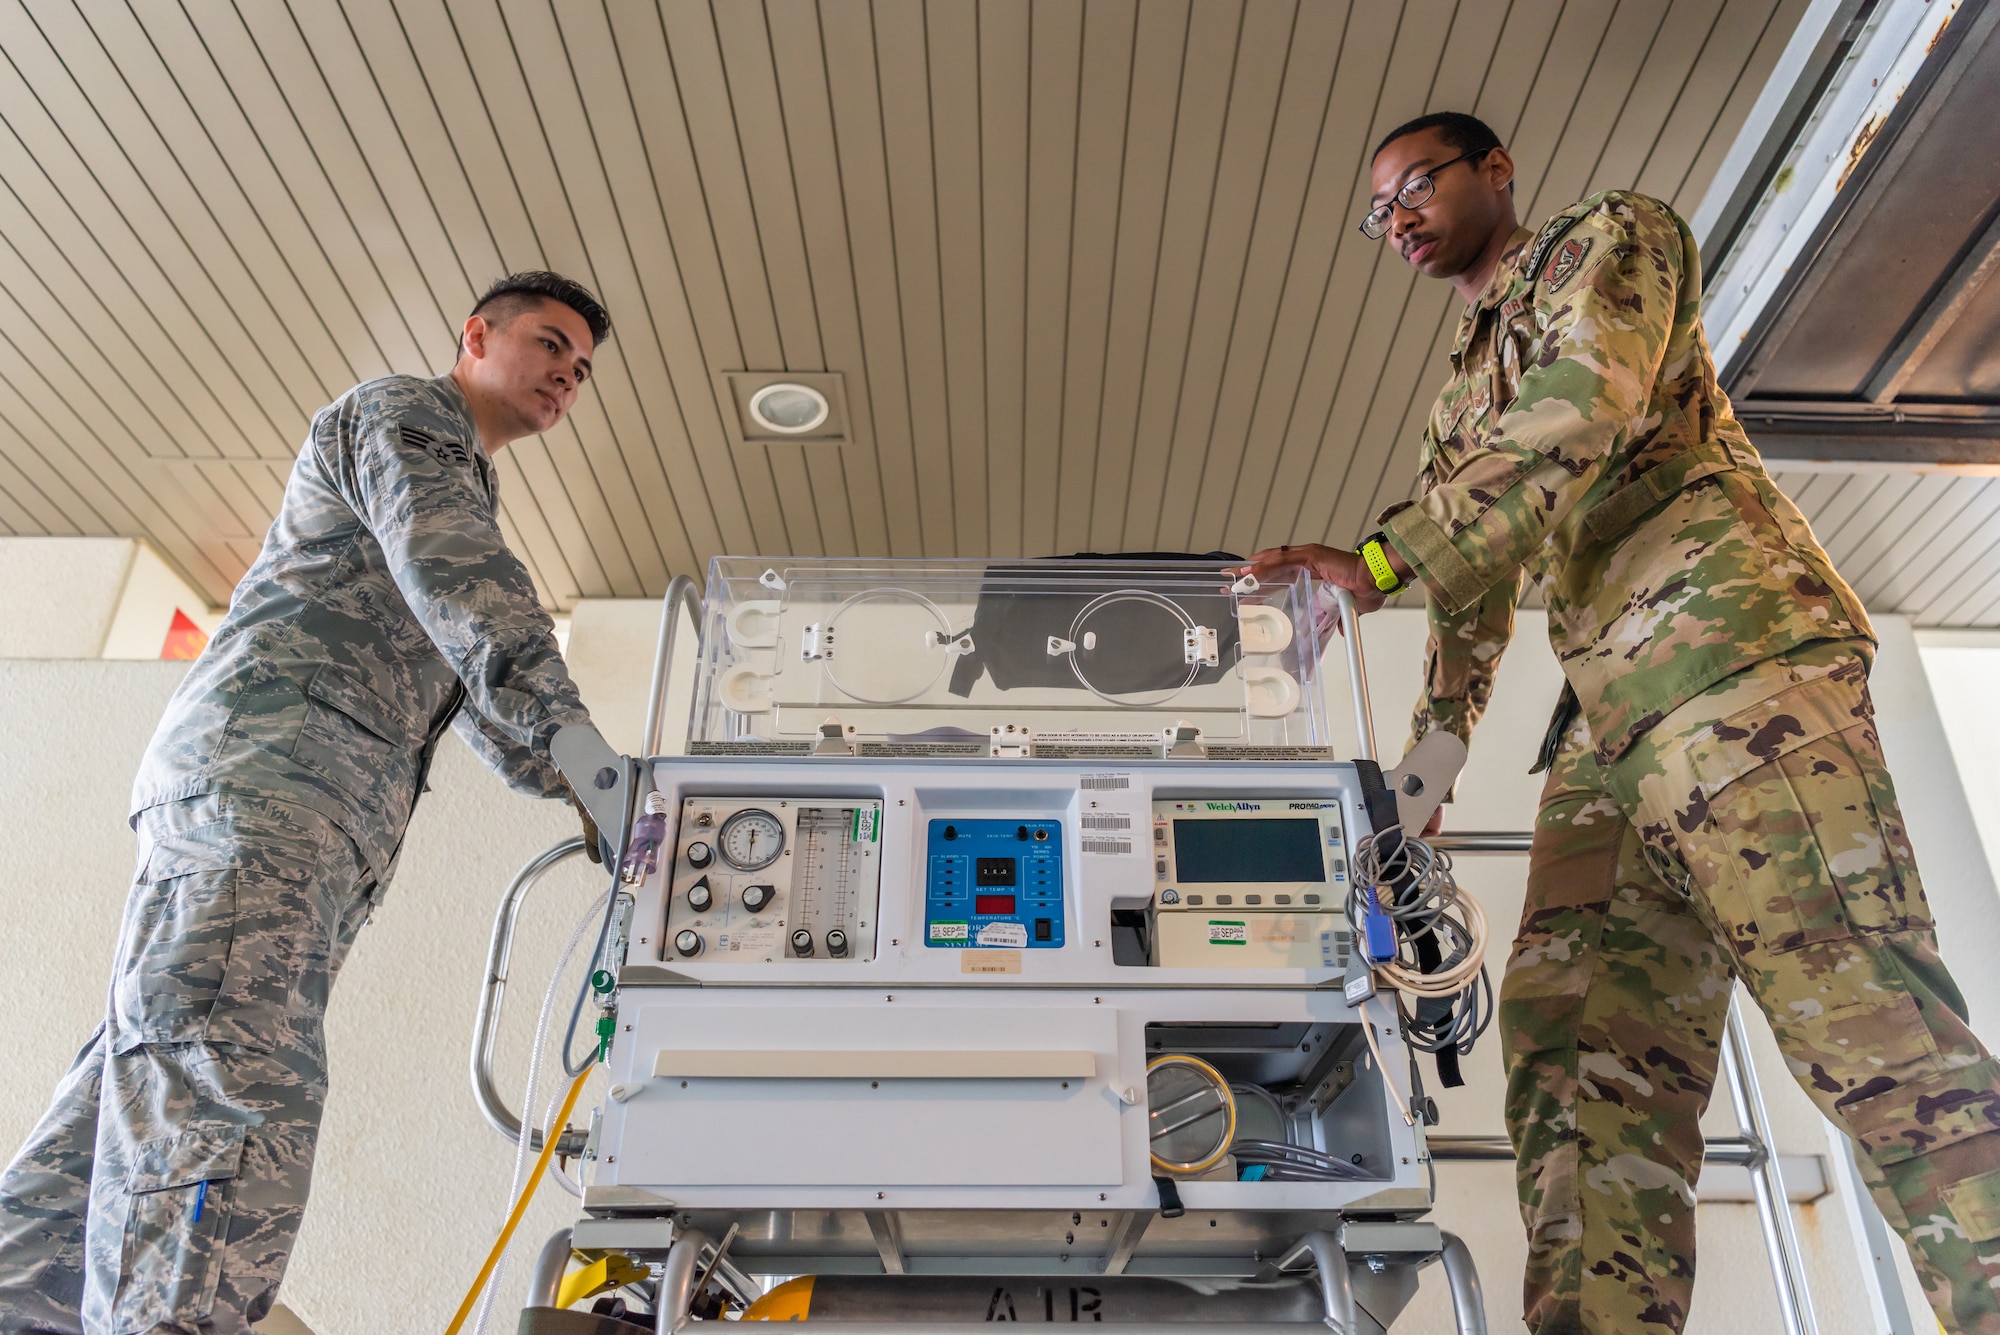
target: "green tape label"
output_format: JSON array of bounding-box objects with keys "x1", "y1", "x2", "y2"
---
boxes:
[{"x1": 1207, "y1": 920, "x2": 1248, "y2": 945}]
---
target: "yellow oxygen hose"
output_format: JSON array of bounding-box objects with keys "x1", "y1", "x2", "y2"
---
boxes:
[{"x1": 445, "y1": 1062, "x2": 596, "y2": 1335}]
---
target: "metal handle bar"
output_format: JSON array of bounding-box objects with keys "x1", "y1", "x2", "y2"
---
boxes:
[
  {"x1": 1429, "y1": 831, "x2": 1535, "y2": 854},
  {"x1": 471, "y1": 835, "x2": 593, "y2": 1156},
  {"x1": 642, "y1": 573, "x2": 704, "y2": 761},
  {"x1": 1330, "y1": 585, "x2": 1376, "y2": 763}
]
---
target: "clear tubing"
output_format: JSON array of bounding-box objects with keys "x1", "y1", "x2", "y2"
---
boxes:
[
  {"x1": 544, "y1": 1079, "x2": 583, "y2": 1198},
  {"x1": 470, "y1": 888, "x2": 610, "y2": 1335}
]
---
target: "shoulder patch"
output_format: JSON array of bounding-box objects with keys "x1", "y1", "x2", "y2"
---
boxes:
[
  {"x1": 402, "y1": 424, "x2": 473, "y2": 469},
  {"x1": 1542, "y1": 236, "x2": 1594, "y2": 291}
]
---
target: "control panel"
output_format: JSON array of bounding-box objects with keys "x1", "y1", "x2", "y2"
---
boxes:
[
  {"x1": 924, "y1": 819, "x2": 1066, "y2": 949},
  {"x1": 664, "y1": 798, "x2": 883, "y2": 962},
  {"x1": 1151, "y1": 799, "x2": 1347, "y2": 910},
  {"x1": 1149, "y1": 800, "x2": 1349, "y2": 969}
]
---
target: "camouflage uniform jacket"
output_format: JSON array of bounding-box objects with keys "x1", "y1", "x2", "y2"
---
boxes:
[
  {"x1": 130, "y1": 373, "x2": 589, "y2": 882},
  {"x1": 1383, "y1": 191, "x2": 1871, "y2": 765}
]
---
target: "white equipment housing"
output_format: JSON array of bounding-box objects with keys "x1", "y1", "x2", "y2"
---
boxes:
[{"x1": 530, "y1": 557, "x2": 1482, "y2": 1333}]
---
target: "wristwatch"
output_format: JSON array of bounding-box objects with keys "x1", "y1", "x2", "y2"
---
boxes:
[{"x1": 1358, "y1": 532, "x2": 1406, "y2": 595}]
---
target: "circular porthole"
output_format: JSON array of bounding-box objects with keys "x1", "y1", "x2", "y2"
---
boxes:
[{"x1": 746, "y1": 382, "x2": 831, "y2": 435}]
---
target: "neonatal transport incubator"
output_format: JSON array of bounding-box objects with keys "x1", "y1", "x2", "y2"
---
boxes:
[{"x1": 482, "y1": 556, "x2": 1486, "y2": 1334}]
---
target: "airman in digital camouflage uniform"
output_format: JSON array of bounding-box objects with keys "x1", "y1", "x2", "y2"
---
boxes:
[
  {"x1": 0, "y1": 272, "x2": 611, "y2": 1334},
  {"x1": 1247, "y1": 112, "x2": 2000, "y2": 1334}
]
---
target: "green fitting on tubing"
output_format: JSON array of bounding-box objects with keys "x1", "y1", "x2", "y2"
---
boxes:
[{"x1": 595, "y1": 1013, "x2": 616, "y2": 1061}]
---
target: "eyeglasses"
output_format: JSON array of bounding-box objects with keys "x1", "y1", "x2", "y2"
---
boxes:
[{"x1": 1357, "y1": 148, "x2": 1491, "y2": 239}]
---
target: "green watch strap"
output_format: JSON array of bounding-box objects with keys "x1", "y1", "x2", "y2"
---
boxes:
[{"x1": 1360, "y1": 535, "x2": 1404, "y2": 594}]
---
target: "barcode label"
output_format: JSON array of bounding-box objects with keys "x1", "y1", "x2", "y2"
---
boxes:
[
  {"x1": 1080, "y1": 812, "x2": 1132, "y2": 831},
  {"x1": 1080, "y1": 773, "x2": 1131, "y2": 791},
  {"x1": 1080, "y1": 837, "x2": 1134, "y2": 856}
]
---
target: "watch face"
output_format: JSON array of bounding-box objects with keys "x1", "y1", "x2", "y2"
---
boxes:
[{"x1": 717, "y1": 808, "x2": 785, "y2": 871}]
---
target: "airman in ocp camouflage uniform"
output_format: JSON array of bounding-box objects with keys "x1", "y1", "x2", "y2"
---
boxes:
[
  {"x1": 1247, "y1": 113, "x2": 2000, "y2": 1334},
  {"x1": 0, "y1": 273, "x2": 611, "y2": 1335}
]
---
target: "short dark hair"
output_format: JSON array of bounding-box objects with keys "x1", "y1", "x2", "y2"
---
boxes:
[
  {"x1": 1373, "y1": 111, "x2": 1502, "y2": 163},
  {"x1": 462, "y1": 271, "x2": 611, "y2": 357}
]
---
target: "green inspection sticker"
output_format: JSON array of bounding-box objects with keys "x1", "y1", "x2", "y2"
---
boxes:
[
  {"x1": 929, "y1": 921, "x2": 969, "y2": 942},
  {"x1": 852, "y1": 807, "x2": 880, "y2": 842},
  {"x1": 1207, "y1": 920, "x2": 1248, "y2": 945}
]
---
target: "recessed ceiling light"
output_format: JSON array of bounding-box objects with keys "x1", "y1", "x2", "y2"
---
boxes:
[{"x1": 746, "y1": 382, "x2": 831, "y2": 435}]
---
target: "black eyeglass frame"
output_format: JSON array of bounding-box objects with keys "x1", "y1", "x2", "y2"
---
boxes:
[{"x1": 1357, "y1": 148, "x2": 1493, "y2": 239}]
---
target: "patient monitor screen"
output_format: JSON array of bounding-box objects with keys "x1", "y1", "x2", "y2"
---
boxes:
[{"x1": 1171, "y1": 817, "x2": 1325, "y2": 884}]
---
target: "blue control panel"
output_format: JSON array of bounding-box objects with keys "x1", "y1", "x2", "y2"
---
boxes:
[{"x1": 925, "y1": 819, "x2": 1065, "y2": 949}]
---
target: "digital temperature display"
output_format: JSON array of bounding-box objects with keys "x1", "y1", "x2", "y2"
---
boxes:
[
  {"x1": 975, "y1": 857, "x2": 1016, "y2": 886},
  {"x1": 975, "y1": 894, "x2": 1017, "y2": 915}
]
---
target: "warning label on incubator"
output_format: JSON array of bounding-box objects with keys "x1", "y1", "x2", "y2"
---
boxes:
[
  {"x1": 962, "y1": 949, "x2": 1022, "y2": 975},
  {"x1": 1206, "y1": 920, "x2": 1248, "y2": 945},
  {"x1": 975, "y1": 921, "x2": 1029, "y2": 948}
]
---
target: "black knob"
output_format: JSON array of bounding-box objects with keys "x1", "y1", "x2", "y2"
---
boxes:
[
  {"x1": 791, "y1": 928, "x2": 815, "y2": 956},
  {"x1": 686, "y1": 841, "x2": 713, "y2": 869},
  {"x1": 825, "y1": 928, "x2": 849, "y2": 958},
  {"x1": 674, "y1": 929, "x2": 703, "y2": 957},
  {"x1": 685, "y1": 877, "x2": 712, "y2": 913},
  {"x1": 943, "y1": 825, "x2": 957, "y2": 841},
  {"x1": 743, "y1": 883, "x2": 776, "y2": 914}
]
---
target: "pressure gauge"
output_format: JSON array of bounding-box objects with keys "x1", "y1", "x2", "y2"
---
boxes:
[{"x1": 717, "y1": 808, "x2": 785, "y2": 871}]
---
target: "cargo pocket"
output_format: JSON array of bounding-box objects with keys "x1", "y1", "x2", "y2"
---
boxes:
[
  {"x1": 111, "y1": 857, "x2": 238, "y2": 1051},
  {"x1": 1943, "y1": 1166, "x2": 2000, "y2": 1241},
  {"x1": 111, "y1": 1126, "x2": 243, "y2": 1330},
  {"x1": 114, "y1": 825, "x2": 322, "y2": 1054},
  {"x1": 1680, "y1": 675, "x2": 1869, "y2": 953},
  {"x1": 292, "y1": 664, "x2": 419, "y2": 839}
]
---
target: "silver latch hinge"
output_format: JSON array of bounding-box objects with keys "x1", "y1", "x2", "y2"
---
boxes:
[
  {"x1": 1162, "y1": 722, "x2": 1206, "y2": 758},
  {"x1": 989, "y1": 724, "x2": 1033, "y2": 757},
  {"x1": 1184, "y1": 625, "x2": 1219, "y2": 667},
  {"x1": 812, "y1": 718, "x2": 857, "y2": 756}
]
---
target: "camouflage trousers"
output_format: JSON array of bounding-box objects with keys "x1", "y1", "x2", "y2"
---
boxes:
[
  {"x1": 0, "y1": 793, "x2": 377, "y2": 1334},
  {"x1": 1501, "y1": 639, "x2": 2000, "y2": 1334}
]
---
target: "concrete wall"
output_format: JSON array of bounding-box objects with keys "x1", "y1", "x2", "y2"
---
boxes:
[
  {"x1": 0, "y1": 588, "x2": 1991, "y2": 1333},
  {"x1": 1917, "y1": 634, "x2": 2000, "y2": 881},
  {"x1": 0, "y1": 538, "x2": 140, "y2": 657},
  {"x1": 0, "y1": 658, "x2": 601, "y2": 1332},
  {"x1": 0, "y1": 537, "x2": 222, "y2": 660}
]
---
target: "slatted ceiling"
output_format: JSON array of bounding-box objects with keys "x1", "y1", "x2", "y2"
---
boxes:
[
  {"x1": 1324, "y1": 0, "x2": 1815, "y2": 550},
  {"x1": 1067, "y1": 0, "x2": 1158, "y2": 558},
  {"x1": 9, "y1": 0, "x2": 1975, "y2": 625},
  {"x1": 1115, "y1": 0, "x2": 1256, "y2": 554},
  {"x1": 1180, "y1": 0, "x2": 1348, "y2": 554},
  {"x1": 1928, "y1": 547, "x2": 2000, "y2": 627},
  {"x1": 1281, "y1": 0, "x2": 1549, "y2": 552},
  {"x1": 1759, "y1": 471, "x2": 2000, "y2": 630},
  {"x1": 1847, "y1": 474, "x2": 1977, "y2": 592},
  {"x1": 1869, "y1": 479, "x2": 2000, "y2": 613}
]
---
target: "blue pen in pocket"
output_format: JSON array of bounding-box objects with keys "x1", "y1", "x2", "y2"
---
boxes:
[{"x1": 193, "y1": 1180, "x2": 207, "y2": 1223}]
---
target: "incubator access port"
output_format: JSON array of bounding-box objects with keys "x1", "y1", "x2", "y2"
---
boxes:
[{"x1": 1142, "y1": 1021, "x2": 1386, "y2": 1183}]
